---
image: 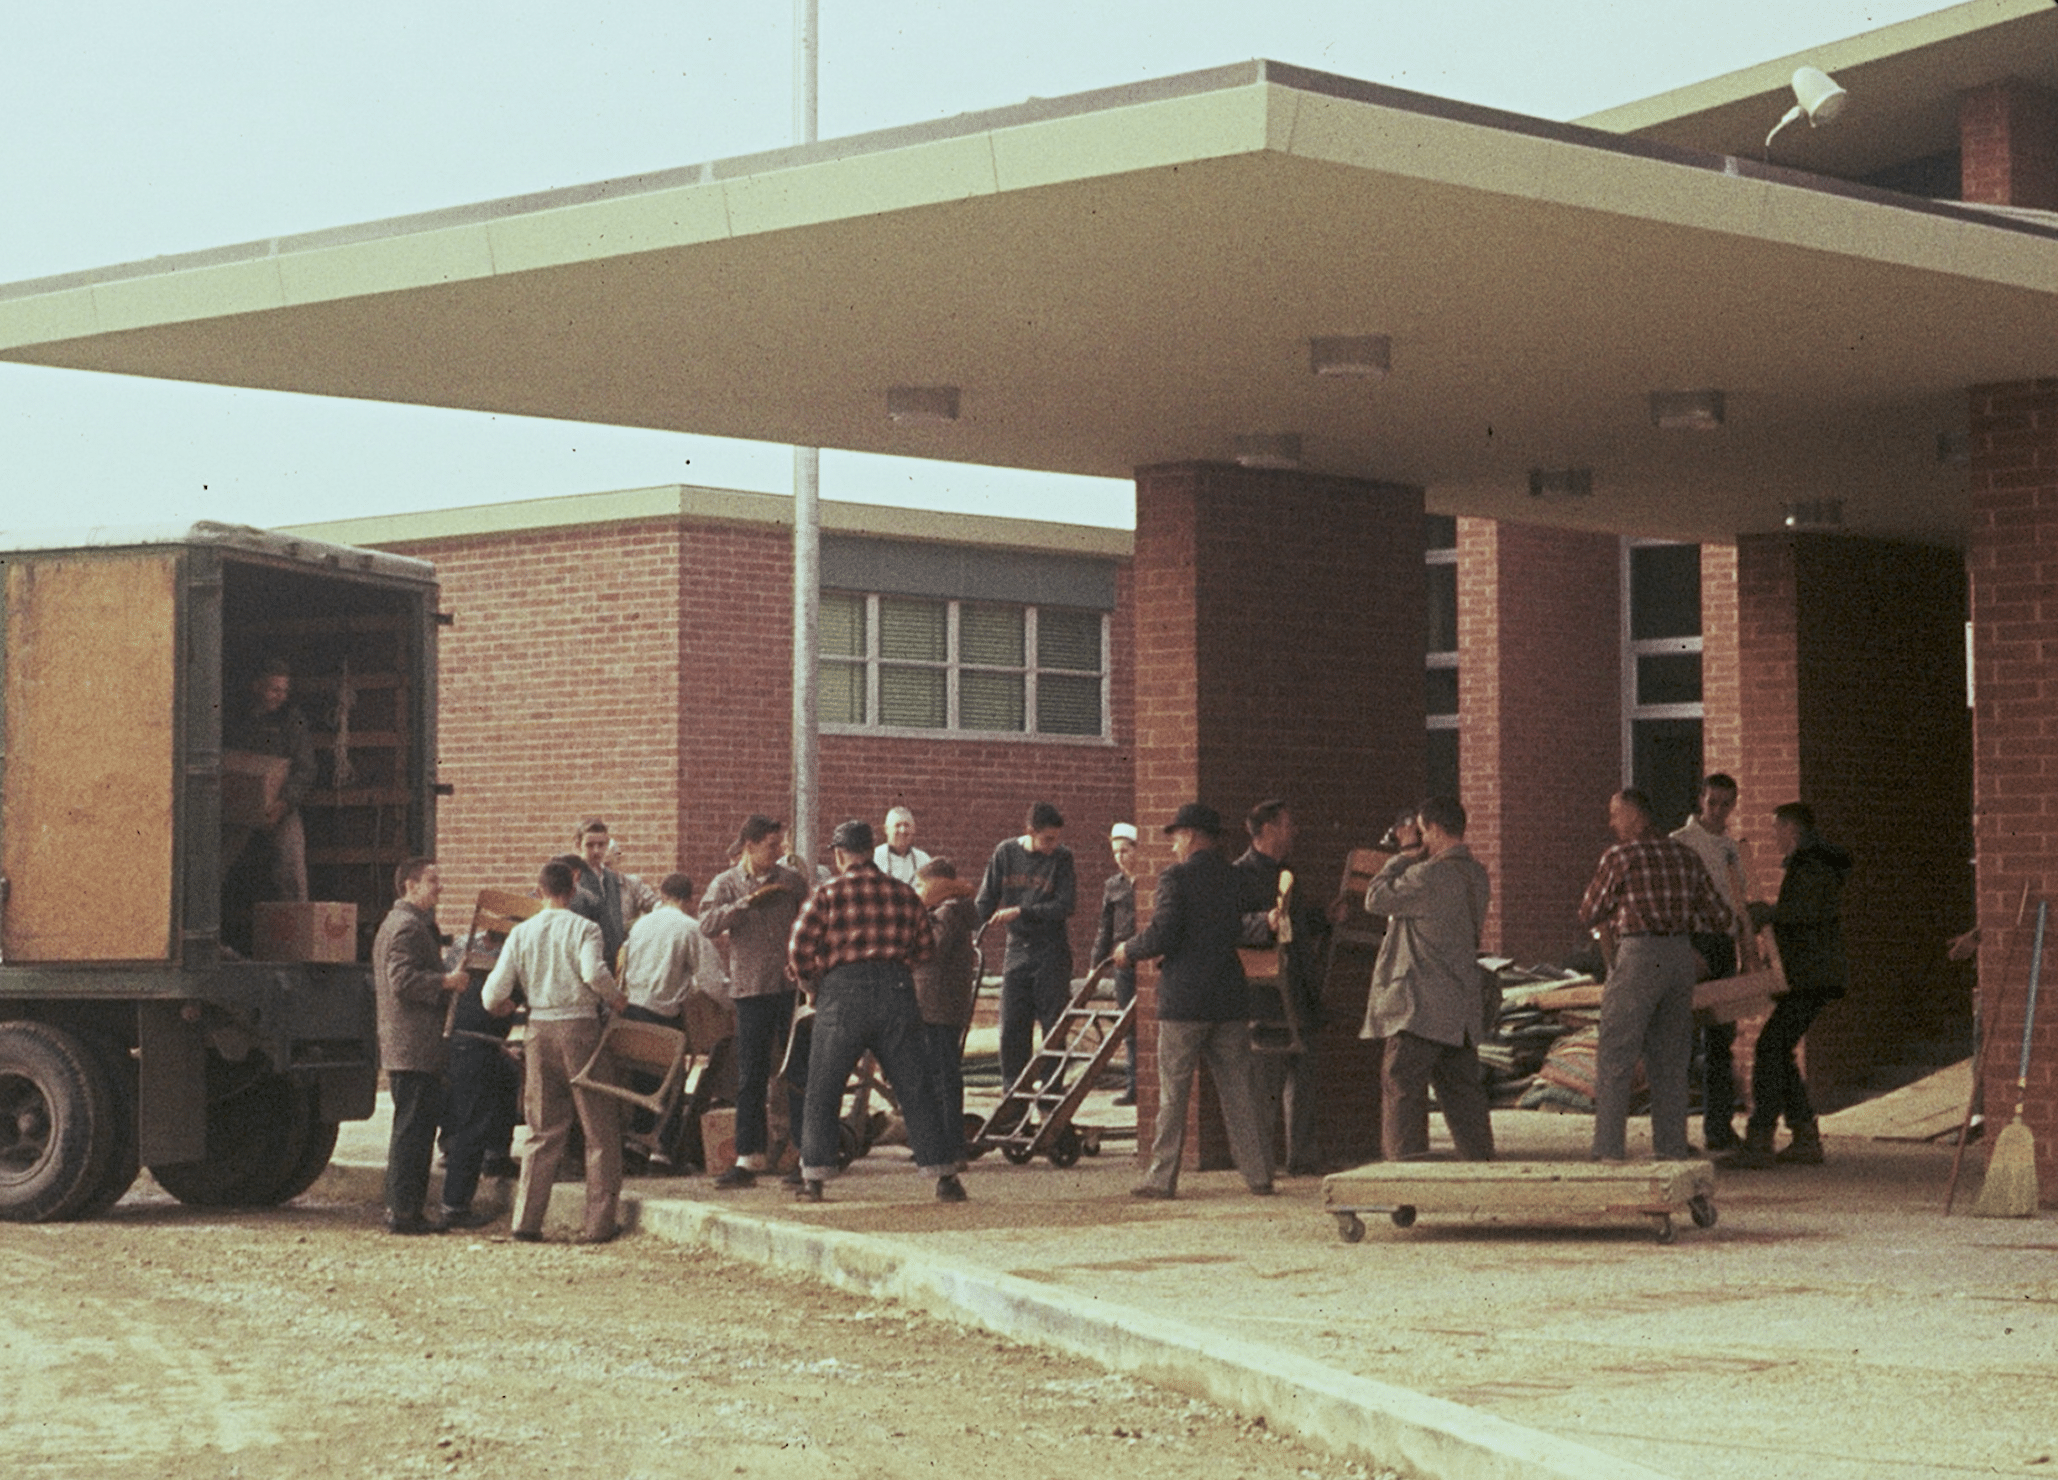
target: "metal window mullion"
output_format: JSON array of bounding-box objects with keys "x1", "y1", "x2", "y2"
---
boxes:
[
  {"x1": 1024, "y1": 605, "x2": 1039, "y2": 733},
  {"x1": 1100, "y1": 612, "x2": 1110, "y2": 740},
  {"x1": 865, "y1": 593, "x2": 881, "y2": 728},
  {"x1": 946, "y1": 600, "x2": 961, "y2": 731},
  {"x1": 1620, "y1": 538, "x2": 1636, "y2": 786}
]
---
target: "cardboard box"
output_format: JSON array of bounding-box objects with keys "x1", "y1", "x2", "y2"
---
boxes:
[
  {"x1": 252, "y1": 901, "x2": 358, "y2": 963},
  {"x1": 221, "y1": 750, "x2": 291, "y2": 827}
]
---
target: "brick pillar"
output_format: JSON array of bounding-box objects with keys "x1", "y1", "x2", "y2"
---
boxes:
[
  {"x1": 1131, "y1": 462, "x2": 1424, "y2": 1172},
  {"x1": 1968, "y1": 379, "x2": 2058, "y2": 1205},
  {"x1": 1961, "y1": 81, "x2": 2058, "y2": 210},
  {"x1": 1456, "y1": 518, "x2": 1621, "y2": 960},
  {"x1": 1733, "y1": 532, "x2": 1974, "y2": 1106}
]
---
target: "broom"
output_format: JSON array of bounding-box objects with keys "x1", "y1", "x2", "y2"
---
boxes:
[
  {"x1": 1945, "y1": 881, "x2": 2032, "y2": 1215},
  {"x1": 1972, "y1": 898, "x2": 2046, "y2": 1218}
]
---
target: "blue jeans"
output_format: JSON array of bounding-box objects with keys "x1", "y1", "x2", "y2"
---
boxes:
[
  {"x1": 801, "y1": 961, "x2": 955, "y2": 1179},
  {"x1": 438, "y1": 1038, "x2": 516, "y2": 1212},
  {"x1": 734, "y1": 991, "x2": 801, "y2": 1161},
  {"x1": 921, "y1": 1020, "x2": 967, "y2": 1165}
]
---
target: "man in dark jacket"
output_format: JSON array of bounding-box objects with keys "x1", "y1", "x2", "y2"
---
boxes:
[
  {"x1": 1727, "y1": 802, "x2": 1852, "y2": 1168},
  {"x1": 1116, "y1": 803, "x2": 1274, "y2": 1199},
  {"x1": 975, "y1": 801, "x2": 1077, "y2": 1089},
  {"x1": 1091, "y1": 822, "x2": 1142, "y2": 1105},
  {"x1": 373, "y1": 858, "x2": 471, "y2": 1234},
  {"x1": 1234, "y1": 799, "x2": 1329, "y2": 1175}
]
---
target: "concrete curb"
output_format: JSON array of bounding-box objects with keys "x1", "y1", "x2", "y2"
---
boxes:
[
  {"x1": 628, "y1": 1194, "x2": 1671, "y2": 1480},
  {"x1": 314, "y1": 1159, "x2": 1667, "y2": 1480}
]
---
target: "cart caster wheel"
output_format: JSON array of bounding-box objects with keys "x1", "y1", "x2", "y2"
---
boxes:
[
  {"x1": 1336, "y1": 1213, "x2": 1366, "y2": 1244},
  {"x1": 1688, "y1": 1194, "x2": 1718, "y2": 1230},
  {"x1": 1081, "y1": 1128, "x2": 1102, "y2": 1157},
  {"x1": 1654, "y1": 1214, "x2": 1676, "y2": 1245},
  {"x1": 1390, "y1": 1205, "x2": 1417, "y2": 1229},
  {"x1": 1000, "y1": 1142, "x2": 1035, "y2": 1165},
  {"x1": 1047, "y1": 1124, "x2": 1084, "y2": 1169},
  {"x1": 962, "y1": 1113, "x2": 992, "y2": 1159}
]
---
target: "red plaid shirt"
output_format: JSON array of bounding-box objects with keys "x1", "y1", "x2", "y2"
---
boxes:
[
  {"x1": 1579, "y1": 837, "x2": 1733, "y2": 937},
  {"x1": 787, "y1": 860, "x2": 935, "y2": 982}
]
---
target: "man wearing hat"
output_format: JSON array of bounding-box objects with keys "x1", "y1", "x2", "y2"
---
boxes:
[
  {"x1": 699, "y1": 815, "x2": 810, "y2": 1189},
  {"x1": 1115, "y1": 803, "x2": 1274, "y2": 1199},
  {"x1": 1091, "y1": 822, "x2": 1143, "y2": 1105},
  {"x1": 788, "y1": 819, "x2": 968, "y2": 1204}
]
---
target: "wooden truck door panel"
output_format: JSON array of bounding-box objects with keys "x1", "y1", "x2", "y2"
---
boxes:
[{"x1": 2, "y1": 554, "x2": 178, "y2": 961}]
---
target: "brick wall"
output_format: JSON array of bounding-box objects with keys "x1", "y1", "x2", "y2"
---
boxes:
[
  {"x1": 1457, "y1": 518, "x2": 1621, "y2": 961},
  {"x1": 1735, "y1": 532, "x2": 1974, "y2": 1104},
  {"x1": 1131, "y1": 463, "x2": 1421, "y2": 1171},
  {"x1": 1968, "y1": 378, "x2": 2058, "y2": 1204},
  {"x1": 408, "y1": 520, "x2": 686, "y2": 916},
  {"x1": 1961, "y1": 80, "x2": 2058, "y2": 211}
]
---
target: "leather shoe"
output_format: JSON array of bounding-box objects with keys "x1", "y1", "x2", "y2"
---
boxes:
[
  {"x1": 385, "y1": 1212, "x2": 443, "y2": 1236},
  {"x1": 1130, "y1": 1184, "x2": 1175, "y2": 1200},
  {"x1": 712, "y1": 1165, "x2": 757, "y2": 1190},
  {"x1": 935, "y1": 1174, "x2": 968, "y2": 1204},
  {"x1": 794, "y1": 1179, "x2": 824, "y2": 1203},
  {"x1": 1249, "y1": 1183, "x2": 1276, "y2": 1197},
  {"x1": 574, "y1": 1224, "x2": 623, "y2": 1246},
  {"x1": 439, "y1": 1206, "x2": 498, "y2": 1231},
  {"x1": 510, "y1": 1229, "x2": 544, "y2": 1243},
  {"x1": 1111, "y1": 1092, "x2": 1137, "y2": 1107}
]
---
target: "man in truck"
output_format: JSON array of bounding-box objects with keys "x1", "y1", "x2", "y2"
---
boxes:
[{"x1": 222, "y1": 656, "x2": 318, "y2": 902}]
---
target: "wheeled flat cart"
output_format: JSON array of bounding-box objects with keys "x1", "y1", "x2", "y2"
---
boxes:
[{"x1": 1322, "y1": 1159, "x2": 1719, "y2": 1245}]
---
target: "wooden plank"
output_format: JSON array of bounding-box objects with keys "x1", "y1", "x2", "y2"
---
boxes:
[
  {"x1": 3, "y1": 554, "x2": 178, "y2": 961},
  {"x1": 1818, "y1": 1059, "x2": 1972, "y2": 1141},
  {"x1": 1324, "y1": 1159, "x2": 1713, "y2": 1215}
]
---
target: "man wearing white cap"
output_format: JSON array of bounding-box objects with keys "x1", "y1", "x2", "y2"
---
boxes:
[{"x1": 1091, "y1": 822, "x2": 1143, "y2": 1104}]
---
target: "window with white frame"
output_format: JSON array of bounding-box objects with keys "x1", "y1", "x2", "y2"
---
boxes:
[
  {"x1": 820, "y1": 591, "x2": 1108, "y2": 739},
  {"x1": 1425, "y1": 515, "x2": 1460, "y2": 797},
  {"x1": 1622, "y1": 540, "x2": 1704, "y2": 830}
]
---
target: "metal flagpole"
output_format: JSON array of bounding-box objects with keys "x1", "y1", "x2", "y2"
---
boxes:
[{"x1": 790, "y1": 0, "x2": 821, "y2": 872}]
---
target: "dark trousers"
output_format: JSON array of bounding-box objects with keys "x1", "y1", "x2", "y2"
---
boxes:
[
  {"x1": 801, "y1": 961, "x2": 955, "y2": 1179},
  {"x1": 385, "y1": 1070, "x2": 445, "y2": 1220},
  {"x1": 1690, "y1": 932, "x2": 1740, "y2": 1138},
  {"x1": 1257, "y1": 1042, "x2": 1322, "y2": 1172},
  {"x1": 998, "y1": 946, "x2": 1072, "y2": 1089},
  {"x1": 439, "y1": 1038, "x2": 517, "y2": 1212},
  {"x1": 734, "y1": 991, "x2": 801, "y2": 1161},
  {"x1": 1746, "y1": 994, "x2": 1827, "y2": 1138},
  {"x1": 1381, "y1": 1032, "x2": 1494, "y2": 1162},
  {"x1": 921, "y1": 1020, "x2": 968, "y2": 1164}
]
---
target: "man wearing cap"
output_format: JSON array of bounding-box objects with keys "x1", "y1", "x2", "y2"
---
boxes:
[
  {"x1": 787, "y1": 819, "x2": 967, "y2": 1204},
  {"x1": 1092, "y1": 822, "x2": 1143, "y2": 1105},
  {"x1": 1116, "y1": 803, "x2": 1274, "y2": 1199},
  {"x1": 699, "y1": 815, "x2": 811, "y2": 1189},
  {"x1": 872, "y1": 805, "x2": 931, "y2": 884}
]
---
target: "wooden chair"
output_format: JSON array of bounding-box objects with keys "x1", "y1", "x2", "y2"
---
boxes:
[{"x1": 570, "y1": 1015, "x2": 693, "y2": 1163}]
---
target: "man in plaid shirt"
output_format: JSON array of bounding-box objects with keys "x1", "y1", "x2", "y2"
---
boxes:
[
  {"x1": 787, "y1": 818, "x2": 967, "y2": 1205},
  {"x1": 1579, "y1": 788, "x2": 1734, "y2": 1162}
]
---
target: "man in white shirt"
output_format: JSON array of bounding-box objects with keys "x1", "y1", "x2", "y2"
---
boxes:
[
  {"x1": 1670, "y1": 773, "x2": 1756, "y2": 1154},
  {"x1": 484, "y1": 858, "x2": 628, "y2": 1245},
  {"x1": 619, "y1": 872, "x2": 727, "y2": 1025},
  {"x1": 873, "y1": 805, "x2": 932, "y2": 883}
]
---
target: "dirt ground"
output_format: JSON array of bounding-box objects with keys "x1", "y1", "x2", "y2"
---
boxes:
[{"x1": 0, "y1": 1179, "x2": 1387, "y2": 1480}]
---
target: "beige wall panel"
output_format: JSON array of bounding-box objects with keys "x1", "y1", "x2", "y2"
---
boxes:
[{"x1": 3, "y1": 555, "x2": 178, "y2": 961}]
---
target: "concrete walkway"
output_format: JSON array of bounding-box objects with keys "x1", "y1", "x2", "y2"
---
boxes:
[{"x1": 326, "y1": 1098, "x2": 2058, "y2": 1480}]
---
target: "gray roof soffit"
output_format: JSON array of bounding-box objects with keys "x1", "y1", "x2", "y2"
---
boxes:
[{"x1": 7, "y1": 55, "x2": 2058, "y2": 307}]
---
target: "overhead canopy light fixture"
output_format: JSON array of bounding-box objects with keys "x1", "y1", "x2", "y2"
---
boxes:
[
  {"x1": 1528, "y1": 467, "x2": 1594, "y2": 501},
  {"x1": 1765, "y1": 66, "x2": 1848, "y2": 155},
  {"x1": 886, "y1": 385, "x2": 960, "y2": 424},
  {"x1": 1783, "y1": 498, "x2": 1844, "y2": 529},
  {"x1": 1310, "y1": 335, "x2": 1391, "y2": 379},
  {"x1": 1234, "y1": 433, "x2": 1303, "y2": 469},
  {"x1": 1649, "y1": 390, "x2": 1726, "y2": 430}
]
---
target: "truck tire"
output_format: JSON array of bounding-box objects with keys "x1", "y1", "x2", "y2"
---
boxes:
[
  {"x1": 249, "y1": 1091, "x2": 337, "y2": 1206},
  {"x1": 149, "y1": 1058, "x2": 312, "y2": 1208},
  {"x1": 0, "y1": 1020, "x2": 122, "y2": 1223},
  {"x1": 69, "y1": 1036, "x2": 141, "y2": 1219}
]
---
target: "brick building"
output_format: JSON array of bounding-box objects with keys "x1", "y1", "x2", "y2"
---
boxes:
[{"x1": 11, "y1": 3, "x2": 2058, "y2": 1196}]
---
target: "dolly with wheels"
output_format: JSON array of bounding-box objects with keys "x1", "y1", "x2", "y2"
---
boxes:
[{"x1": 1323, "y1": 1159, "x2": 1719, "y2": 1244}]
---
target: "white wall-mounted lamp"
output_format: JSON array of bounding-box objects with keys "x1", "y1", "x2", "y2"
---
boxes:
[
  {"x1": 1765, "y1": 66, "x2": 1848, "y2": 155},
  {"x1": 1310, "y1": 336, "x2": 1391, "y2": 378},
  {"x1": 1528, "y1": 467, "x2": 1594, "y2": 501},
  {"x1": 1783, "y1": 498, "x2": 1844, "y2": 529},
  {"x1": 1649, "y1": 390, "x2": 1726, "y2": 430},
  {"x1": 887, "y1": 386, "x2": 960, "y2": 424},
  {"x1": 1234, "y1": 433, "x2": 1303, "y2": 469}
]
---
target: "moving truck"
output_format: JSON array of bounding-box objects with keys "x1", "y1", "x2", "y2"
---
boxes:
[{"x1": 0, "y1": 523, "x2": 441, "y2": 1220}]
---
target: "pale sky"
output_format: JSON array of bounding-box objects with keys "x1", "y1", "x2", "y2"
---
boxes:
[{"x1": 0, "y1": 2, "x2": 1945, "y2": 533}]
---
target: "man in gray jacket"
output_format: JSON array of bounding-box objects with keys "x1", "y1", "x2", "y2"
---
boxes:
[
  {"x1": 373, "y1": 858, "x2": 471, "y2": 1234},
  {"x1": 1360, "y1": 796, "x2": 1495, "y2": 1163}
]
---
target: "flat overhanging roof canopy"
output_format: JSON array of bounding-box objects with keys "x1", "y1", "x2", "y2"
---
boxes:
[{"x1": 6, "y1": 59, "x2": 2057, "y2": 546}]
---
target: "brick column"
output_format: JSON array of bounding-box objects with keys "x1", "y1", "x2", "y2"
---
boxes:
[
  {"x1": 1733, "y1": 532, "x2": 1973, "y2": 1106},
  {"x1": 1968, "y1": 379, "x2": 2058, "y2": 1206},
  {"x1": 1456, "y1": 518, "x2": 1621, "y2": 960},
  {"x1": 1961, "y1": 81, "x2": 2058, "y2": 211},
  {"x1": 1131, "y1": 462, "x2": 1423, "y2": 1171}
]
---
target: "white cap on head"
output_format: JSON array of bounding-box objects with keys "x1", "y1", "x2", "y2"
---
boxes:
[{"x1": 1109, "y1": 822, "x2": 1138, "y2": 843}]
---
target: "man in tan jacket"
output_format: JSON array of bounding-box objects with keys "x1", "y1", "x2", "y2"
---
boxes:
[{"x1": 1360, "y1": 795, "x2": 1495, "y2": 1163}]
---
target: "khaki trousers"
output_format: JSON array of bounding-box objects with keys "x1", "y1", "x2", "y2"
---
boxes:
[{"x1": 515, "y1": 1016, "x2": 622, "y2": 1239}]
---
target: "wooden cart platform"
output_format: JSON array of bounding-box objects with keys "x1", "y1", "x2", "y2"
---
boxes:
[{"x1": 1321, "y1": 1159, "x2": 1719, "y2": 1245}]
